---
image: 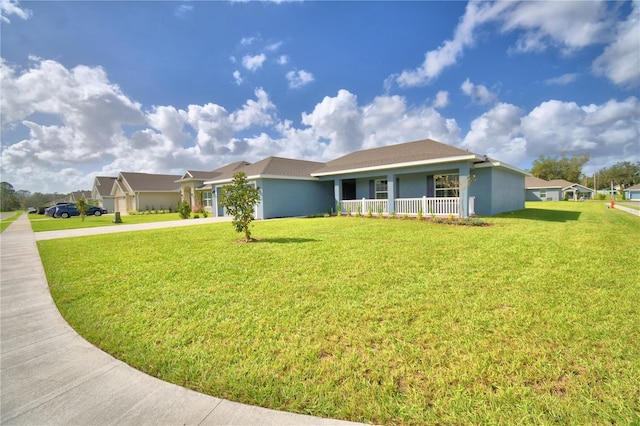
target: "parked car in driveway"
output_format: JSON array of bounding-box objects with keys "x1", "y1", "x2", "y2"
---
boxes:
[{"x1": 48, "y1": 203, "x2": 108, "y2": 218}]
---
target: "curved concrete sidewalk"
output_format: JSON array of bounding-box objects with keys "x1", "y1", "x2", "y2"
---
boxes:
[{"x1": 1, "y1": 214, "x2": 364, "y2": 425}]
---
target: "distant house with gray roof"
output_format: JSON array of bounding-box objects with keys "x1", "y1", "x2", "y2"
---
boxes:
[
  {"x1": 92, "y1": 176, "x2": 117, "y2": 212},
  {"x1": 525, "y1": 177, "x2": 593, "y2": 201},
  {"x1": 111, "y1": 172, "x2": 181, "y2": 213},
  {"x1": 624, "y1": 183, "x2": 640, "y2": 200}
]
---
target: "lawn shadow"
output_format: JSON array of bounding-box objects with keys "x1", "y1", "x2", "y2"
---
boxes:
[
  {"x1": 259, "y1": 237, "x2": 319, "y2": 244},
  {"x1": 498, "y1": 208, "x2": 581, "y2": 222}
]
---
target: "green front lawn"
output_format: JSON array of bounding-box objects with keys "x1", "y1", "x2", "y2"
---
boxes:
[
  {"x1": 0, "y1": 211, "x2": 21, "y2": 232},
  {"x1": 38, "y1": 202, "x2": 640, "y2": 425}
]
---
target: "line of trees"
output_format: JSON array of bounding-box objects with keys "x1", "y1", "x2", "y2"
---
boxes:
[
  {"x1": 529, "y1": 155, "x2": 640, "y2": 190},
  {"x1": 0, "y1": 182, "x2": 68, "y2": 212}
]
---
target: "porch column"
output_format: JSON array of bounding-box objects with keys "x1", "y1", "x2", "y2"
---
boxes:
[
  {"x1": 459, "y1": 163, "x2": 470, "y2": 218},
  {"x1": 387, "y1": 173, "x2": 395, "y2": 215},
  {"x1": 212, "y1": 187, "x2": 219, "y2": 217},
  {"x1": 334, "y1": 178, "x2": 342, "y2": 212}
]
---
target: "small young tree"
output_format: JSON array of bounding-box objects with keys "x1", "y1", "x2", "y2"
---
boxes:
[
  {"x1": 219, "y1": 172, "x2": 261, "y2": 242},
  {"x1": 177, "y1": 200, "x2": 192, "y2": 219},
  {"x1": 76, "y1": 196, "x2": 89, "y2": 222}
]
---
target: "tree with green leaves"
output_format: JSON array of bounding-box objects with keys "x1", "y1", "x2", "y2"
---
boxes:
[
  {"x1": 595, "y1": 161, "x2": 640, "y2": 190},
  {"x1": 76, "y1": 196, "x2": 89, "y2": 222},
  {"x1": 0, "y1": 182, "x2": 20, "y2": 212},
  {"x1": 219, "y1": 172, "x2": 261, "y2": 242},
  {"x1": 177, "y1": 200, "x2": 192, "y2": 219},
  {"x1": 530, "y1": 154, "x2": 590, "y2": 183}
]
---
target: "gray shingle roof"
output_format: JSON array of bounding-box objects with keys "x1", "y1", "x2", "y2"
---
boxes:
[
  {"x1": 119, "y1": 172, "x2": 181, "y2": 192},
  {"x1": 94, "y1": 176, "x2": 116, "y2": 197},
  {"x1": 312, "y1": 139, "x2": 478, "y2": 176},
  {"x1": 206, "y1": 158, "x2": 324, "y2": 183},
  {"x1": 525, "y1": 176, "x2": 562, "y2": 188}
]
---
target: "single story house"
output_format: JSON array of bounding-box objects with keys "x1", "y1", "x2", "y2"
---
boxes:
[
  {"x1": 176, "y1": 161, "x2": 250, "y2": 213},
  {"x1": 311, "y1": 139, "x2": 526, "y2": 217},
  {"x1": 111, "y1": 172, "x2": 181, "y2": 214},
  {"x1": 205, "y1": 157, "x2": 333, "y2": 219},
  {"x1": 91, "y1": 176, "x2": 117, "y2": 212},
  {"x1": 201, "y1": 138, "x2": 527, "y2": 220},
  {"x1": 624, "y1": 183, "x2": 640, "y2": 200},
  {"x1": 526, "y1": 177, "x2": 593, "y2": 201}
]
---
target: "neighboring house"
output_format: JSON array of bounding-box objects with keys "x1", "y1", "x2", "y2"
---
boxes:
[
  {"x1": 311, "y1": 138, "x2": 526, "y2": 217},
  {"x1": 525, "y1": 177, "x2": 563, "y2": 201},
  {"x1": 176, "y1": 161, "x2": 250, "y2": 213},
  {"x1": 624, "y1": 183, "x2": 640, "y2": 200},
  {"x1": 203, "y1": 138, "x2": 527, "y2": 219},
  {"x1": 64, "y1": 190, "x2": 92, "y2": 203},
  {"x1": 526, "y1": 177, "x2": 593, "y2": 201},
  {"x1": 111, "y1": 172, "x2": 181, "y2": 213},
  {"x1": 69, "y1": 191, "x2": 91, "y2": 203},
  {"x1": 206, "y1": 157, "x2": 333, "y2": 219},
  {"x1": 91, "y1": 176, "x2": 117, "y2": 212}
]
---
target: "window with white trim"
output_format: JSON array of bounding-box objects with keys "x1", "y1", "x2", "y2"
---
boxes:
[
  {"x1": 540, "y1": 189, "x2": 547, "y2": 200},
  {"x1": 375, "y1": 179, "x2": 388, "y2": 199},
  {"x1": 434, "y1": 174, "x2": 459, "y2": 197},
  {"x1": 202, "y1": 191, "x2": 212, "y2": 207}
]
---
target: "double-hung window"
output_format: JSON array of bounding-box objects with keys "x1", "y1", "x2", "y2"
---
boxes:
[
  {"x1": 434, "y1": 174, "x2": 459, "y2": 197},
  {"x1": 202, "y1": 191, "x2": 212, "y2": 207},
  {"x1": 375, "y1": 179, "x2": 388, "y2": 200}
]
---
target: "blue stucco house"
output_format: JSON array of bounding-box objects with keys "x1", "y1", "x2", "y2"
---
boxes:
[
  {"x1": 312, "y1": 139, "x2": 526, "y2": 218},
  {"x1": 624, "y1": 184, "x2": 640, "y2": 200},
  {"x1": 188, "y1": 138, "x2": 527, "y2": 220},
  {"x1": 204, "y1": 157, "x2": 334, "y2": 219},
  {"x1": 526, "y1": 176, "x2": 594, "y2": 201}
]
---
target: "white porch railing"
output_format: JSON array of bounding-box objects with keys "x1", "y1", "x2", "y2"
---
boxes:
[
  {"x1": 339, "y1": 196, "x2": 475, "y2": 217},
  {"x1": 395, "y1": 197, "x2": 459, "y2": 216},
  {"x1": 340, "y1": 199, "x2": 388, "y2": 215}
]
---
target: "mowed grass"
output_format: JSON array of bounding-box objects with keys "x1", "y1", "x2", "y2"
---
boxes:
[
  {"x1": 38, "y1": 202, "x2": 639, "y2": 425},
  {"x1": 29, "y1": 212, "x2": 183, "y2": 232},
  {"x1": 0, "y1": 211, "x2": 21, "y2": 232}
]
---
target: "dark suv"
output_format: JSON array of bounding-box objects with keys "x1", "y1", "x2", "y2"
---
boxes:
[{"x1": 49, "y1": 203, "x2": 108, "y2": 218}]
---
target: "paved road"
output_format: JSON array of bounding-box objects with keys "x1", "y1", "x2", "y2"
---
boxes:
[{"x1": 1, "y1": 214, "x2": 365, "y2": 425}]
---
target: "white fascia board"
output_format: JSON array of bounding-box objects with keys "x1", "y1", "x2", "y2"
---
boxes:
[
  {"x1": 563, "y1": 184, "x2": 593, "y2": 192},
  {"x1": 205, "y1": 174, "x2": 318, "y2": 185},
  {"x1": 473, "y1": 160, "x2": 529, "y2": 175},
  {"x1": 311, "y1": 155, "x2": 482, "y2": 177}
]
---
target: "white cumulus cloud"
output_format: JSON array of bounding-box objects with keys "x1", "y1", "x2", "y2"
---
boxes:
[
  {"x1": 242, "y1": 53, "x2": 266, "y2": 72},
  {"x1": 592, "y1": 0, "x2": 640, "y2": 88},
  {"x1": 1, "y1": 0, "x2": 31, "y2": 23},
  {"x1": 286, "y1": 70, "x2": 314, "y2": 89},
  {"x1": 461, "y1": 78, "x2": 497, "y2": 105}
]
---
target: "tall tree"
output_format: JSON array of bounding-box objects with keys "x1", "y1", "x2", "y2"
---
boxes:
[
  {"x1": 0, "y1": 182, "x2": 20, "y2": 212},
  {"x1": 595, "y1": 161, "x2": 640, "y2": 189},
  {"x1": 219, "y1": 172, "x2": 261, "y2": 242},
  {"x1": 530, "y1": 154, "x2": 590, "y2": 183}
]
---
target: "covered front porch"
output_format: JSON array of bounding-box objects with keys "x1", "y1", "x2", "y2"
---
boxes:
[
  {"x1": 339, "y1": 196, "x2": 475, "y2": 217},
  {"x1": 324, "y1": 161, "x2": 477, "y2": 218}
]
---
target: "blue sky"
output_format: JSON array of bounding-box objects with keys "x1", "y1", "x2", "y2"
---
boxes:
[{"x1": 1, "y1": 0, "x2": 638, "y2": 194}]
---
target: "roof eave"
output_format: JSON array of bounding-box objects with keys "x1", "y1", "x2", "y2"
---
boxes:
[
  {"x1": 311, "y1": 154, "x2": 483, "y2": 177},
  {"x1": 474, "y1": 160, "x2": 529, "y2": 175},
  {"x1": 206, "y1": 174, "x2": 319, "y2": 185}
]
